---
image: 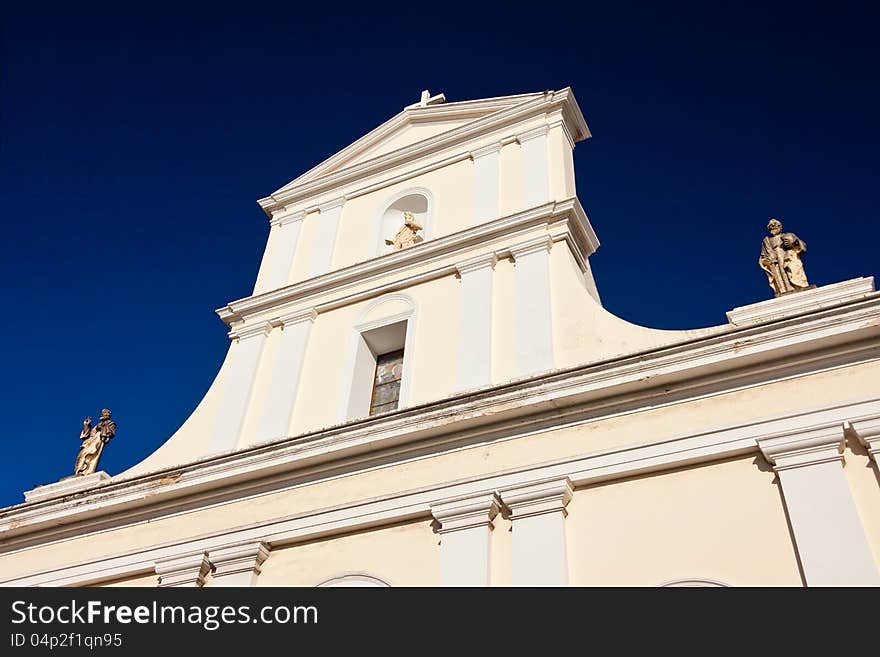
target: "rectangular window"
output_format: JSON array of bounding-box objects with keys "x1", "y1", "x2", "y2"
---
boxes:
[{"x1": 369, "y1": 349, "x2": 404, "y2": 415}]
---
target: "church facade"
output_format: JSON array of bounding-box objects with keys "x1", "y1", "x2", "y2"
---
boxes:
[{"x1": 2, "y1": 88, "x2": 879, "y2": 586}]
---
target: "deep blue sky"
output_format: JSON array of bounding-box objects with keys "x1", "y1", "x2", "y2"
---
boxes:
[{"x1": 1, "y1": 2, "x2": 877, "y2": 508}]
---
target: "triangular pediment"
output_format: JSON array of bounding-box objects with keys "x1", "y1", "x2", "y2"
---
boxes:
[{"x1": 270, "y1": 91, "x2": 549, "y2": 197}]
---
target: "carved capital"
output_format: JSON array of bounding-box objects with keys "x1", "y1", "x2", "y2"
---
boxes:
[
  {"x1": 430, "y1": 492, "x2": 501, "y2": 534},
  {"x1": 155, "y1": 552, "x2": 211, "y2": 587},
  {"x1": 469, "y1": 142, "x2": 503, "y2": 159},
  {"x1": 228, "y1": 321, "x2": 273, "y2": 341},
  {"x1": 499, "y1": 477, "x2": 573, "y2": 520},
  {"x1": 509, "y1": 236, "x2": 553, "y2": 260},
  {"x1": 455, "y1": 253, "x2": 499, "y2": 276},
  {"x1": 848, "y1": 417, "x2": 880, "y2": 463},
  {"x1": 208, "y1": 541, "x2": 271, "y2": 580},
  {"x1": 757, "y1": 424, "x2": 845, "y2": 471}
]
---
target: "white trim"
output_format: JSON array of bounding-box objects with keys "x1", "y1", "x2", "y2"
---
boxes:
[
  {"x1": 258, "y1": 88, "x2": 589, "y2": 215},
  {"x1": 217, "y1": 198, "x2": 596, "y2": 327},
  {"x1": 5, "y1": 397, "x2": 880, "y2": 587},
  {"x1": 154, "y1": 552, "x2": 210, "y2": 588},
  {"x1": 4, "y1": 295, "x2": 880, "y2": 551},
  {"x1": 727, "y1": 277, "x2": 875, "y2": 326},
  {"x1": 206, "y1": 541, "x2": 270, "y2": 587}
]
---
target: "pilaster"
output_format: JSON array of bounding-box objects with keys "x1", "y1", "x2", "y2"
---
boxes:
[
  {"x1": 430, "y1": 492, "x2": 501, "y2": 586},
  {"x1": 510, "y1": 237, "x2": 554, "y2": 376},
  {"x1": 500, "y1": 477, "x2": 572, "y2": 586},
  {"x1": 758, "y1": 425, "x2": 880, "y2": 586},
  {"x1": 455, "y1": 254, "x2": 497, "y2": 391},
  {"x1": 308, "y1": 197, "x2": 345, "y2": 277},
  {"x1": 257, "y1": 308, "x2": 317, "y2": 441},
  {"x1": 517, "y1": 125, "x2": 550, "y2": 208},
  {"x1": 210, "y1": 322, "x2": 272, "y2": 453},
  {"x1": 470, "y1": 142, "x2": 502, "y2": 224}
]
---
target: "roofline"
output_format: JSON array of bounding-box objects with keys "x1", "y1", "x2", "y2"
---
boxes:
[{"x1": 257, "y1": 87, "x2": 591, "y2": 219}]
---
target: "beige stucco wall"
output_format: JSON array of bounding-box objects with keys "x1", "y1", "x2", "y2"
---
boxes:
[
  {"x1": 257, "y1": 520, "x2": 439, "y2": 587},
  {"x1": 567, "y1": 455, "x2": 803, "y2": 586},
  {"x1": 4, "y1": 359, "x2": 878, "y2": 584}
]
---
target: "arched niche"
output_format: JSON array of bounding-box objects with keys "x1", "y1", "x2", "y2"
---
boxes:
[{"x1": 374, "y1": 188, "x2": 434, "y2": 256}]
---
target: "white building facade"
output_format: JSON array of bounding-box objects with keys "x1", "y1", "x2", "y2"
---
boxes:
[{"x1": 2, "y1": 88, "x2": 879, "y2": 587}]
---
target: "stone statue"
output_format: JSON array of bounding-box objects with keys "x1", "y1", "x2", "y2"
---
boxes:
[
  {"x1": 759, "y1": 218, "x2": 810, "y2": 296},
  {"x1": 74, "y1": 409, "x2": 116, "y2": 476},
  {"x1": 385, "y1": 211, "x2": 424, "y2": 251}
]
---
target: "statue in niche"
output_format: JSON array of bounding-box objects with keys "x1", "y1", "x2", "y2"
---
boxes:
[
  {"x1": 73, "y1": 408, "x2": 116, "y2": 476},
  {"x1": 385, "y1": 211, "x2": 424, "y2": 251},
  {"x1": 759, "y1": 218, "x2": 810, "y2": 296}
]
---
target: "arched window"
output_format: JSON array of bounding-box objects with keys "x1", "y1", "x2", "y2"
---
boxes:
[
  {"x1": 658, "y1": 578, "x2": 730, "y2": 587},
  {"x1": 316, "y1": 573, "x2": 390, "y2": 587},
  {"x1": 374, "y1": 188, "x2": 434, "y2": 256}
]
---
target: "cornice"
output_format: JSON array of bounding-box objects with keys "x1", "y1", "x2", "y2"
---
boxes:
[
  {"x1": 257, "y1": 88, "x2": 589, "y2": 217},
  {"x1": 217, "y1": 198, "x2": 596, "y2": 327},
  {"x1": 3, "y1": 294, "x2": 880, "y2": 547}
]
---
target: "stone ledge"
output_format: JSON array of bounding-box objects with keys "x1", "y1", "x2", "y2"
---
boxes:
[
  {"x1": 726, "y1": 277, "x2": 875, "y2": 326},
  {"x1": 23, "y1": 471, "x2": 110, "y2": 503}
]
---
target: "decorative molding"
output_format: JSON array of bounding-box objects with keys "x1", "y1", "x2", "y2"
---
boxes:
[
  {"x1": 509, "y1": 236, "x2": 553, "y2": 260},
  {"x1": 216, "y1": 198, "x2": 596, "y2": 327},
  {"x1": 24, "y1": 472, "x2": 110, "y2": 504},
  {"x1": 5, "y1": 396, "x2": 880, "y2": 587},
  {"x1": 757, "y1": 424, "x2": 845, "y2": 471},
  {"x1": 430, "y1": 492, "x2": 501, "y2": 533},
  {"x1": 848, "y1": 417, "x2": 880, "y2": 463},
  {"x1": 208, "y1": 541, "x2": 270, "y2": 581},
  {"x1": 499, "y1": 477, "x2": 573, "y2": 519},
  {"x1": 154, "y1": 552, "x2": 210, "y2": 587},
  {"x1": 269, "y1": 210, "x2": 305, "y2": 229},
  {"x1": 469, "y1": 142, "x2": 503, "y2": 159},
  {"x1": 4, "y1": 294, "x2": 880, "y2": 554},
  {"x1": 228, "y1": 321, "x2": 273, "y2": 341},
  {"x1": 275, "y1": 308, "x2": 318, "y2": 328},
  {"x1": 516, "y1": 124, "x2": 550, "y2": 143},
  {"x1": 257, "y1": 88, "x2": 589, "y2": 216},
  {"x1": 727, "y1": 277, "x2": 876, "y2": 326},
  {"x1": 455, "y1": 253, "x2": 498, "y2": 276},
  {"x1": 317, "y1": 197, "x2": 345, "y2": 213}
]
